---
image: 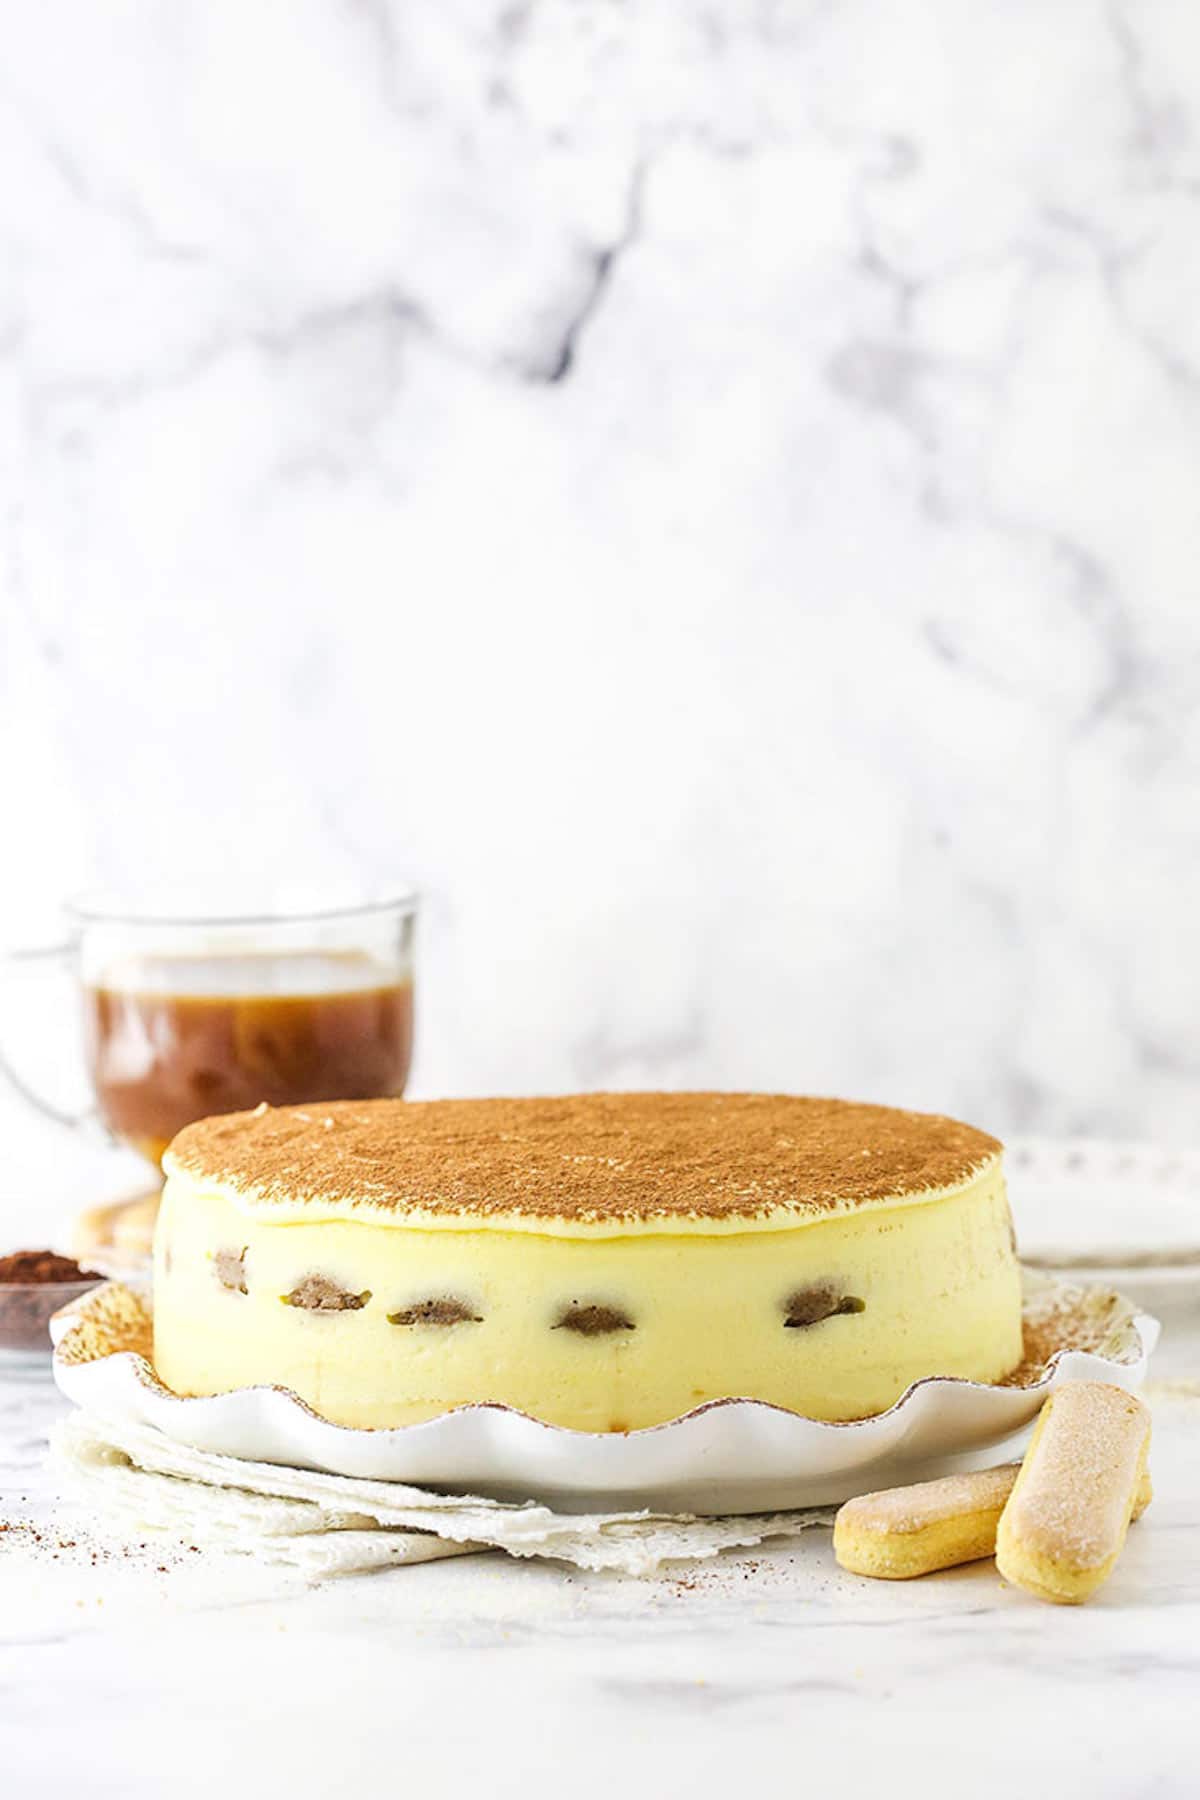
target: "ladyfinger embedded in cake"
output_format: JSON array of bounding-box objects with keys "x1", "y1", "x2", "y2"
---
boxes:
[{"x1": 995, "y1": 1382, "x2": 1152, "y2": 1604}]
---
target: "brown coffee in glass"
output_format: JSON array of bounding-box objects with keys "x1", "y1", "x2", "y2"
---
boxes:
[{"x1": 1, "y1": 891, "x2": 417, "y2": 1168}]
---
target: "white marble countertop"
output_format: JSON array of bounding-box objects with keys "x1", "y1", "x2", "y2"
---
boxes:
[
  {"x1": 5, "y1": 1, "x2": 1200, "y2": 1151},
  {"x1": 2, "y1": 1346, "x2": 1198, "y2": 1799}
]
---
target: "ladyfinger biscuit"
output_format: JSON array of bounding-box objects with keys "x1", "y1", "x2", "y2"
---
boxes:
[
  {"x1": 834, "y1": 1457, "x2": 1150, "y2": 1582},
  {"x1": 834, "y1": 1464, "x2": 1021, "y2": 1579},
  {"x1": 995, "y1": 1382, "x2": 1151, "y2": 1605}
]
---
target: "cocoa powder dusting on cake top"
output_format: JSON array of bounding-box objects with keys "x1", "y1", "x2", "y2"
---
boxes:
[{"x1": 165, "y1": 1093, "x2": 1000, "y2": 1225}]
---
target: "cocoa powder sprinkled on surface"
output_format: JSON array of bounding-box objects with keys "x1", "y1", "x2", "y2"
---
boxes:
[
  {"x1": 55, "y1": 1283, "x2": 153, "y2": 1366},
  {"x1": 999, "y1": 1287, "x2": 1129, "y2": 1388},
  {"x1": 0, "y1": 1518, "x2": 199, "y2": 1570},
  {"x1": 166, "y1": 1093, "x2": 1001, "y2": 1225}
]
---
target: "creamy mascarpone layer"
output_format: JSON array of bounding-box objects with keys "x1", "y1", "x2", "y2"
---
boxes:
[{"x1": 153, "y1": 1163, "x2": 1022, "y2": 1430}]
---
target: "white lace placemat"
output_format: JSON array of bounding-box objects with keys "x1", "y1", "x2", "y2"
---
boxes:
[{"x1": 51, "y1": 1411, "x2": 832, "y2": 1579}]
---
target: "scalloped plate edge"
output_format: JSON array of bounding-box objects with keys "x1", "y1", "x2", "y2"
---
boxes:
[{"x1": 48, "y1": 1276, "x2": 1159, "y2": 1512}]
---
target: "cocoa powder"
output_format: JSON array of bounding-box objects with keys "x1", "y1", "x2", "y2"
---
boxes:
[
  {"x1": 167, "y1": 1093, "x2": 1001, "y2": 1226},
  {"x1": 0, "y1": 1250, "x2": 103, "y2": 1353}
]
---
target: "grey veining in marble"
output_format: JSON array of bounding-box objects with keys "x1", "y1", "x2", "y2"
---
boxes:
[
  {"x1": 2, "y1": 0, "x2": 1200, "y2": 1228},
  {"x1": 1, "y1": 1355, "x2": 1199, "y2": 1798}
]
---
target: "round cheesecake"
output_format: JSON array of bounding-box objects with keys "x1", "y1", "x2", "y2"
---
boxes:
[{"x1": 153, "y1": 1092, "x2": 1022, "y2": 1432}]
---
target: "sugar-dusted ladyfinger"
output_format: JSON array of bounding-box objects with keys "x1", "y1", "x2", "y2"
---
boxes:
[
  {"x1": 834, "y1": 1464, "x2": 1022, "y2": 1579},
  {"x1": 995, "y1": 1382, "x2": 1151, "y2": 1604},
  {"x1": 835, "y1": 1450, "x2": 1150, "y2": 1582}
]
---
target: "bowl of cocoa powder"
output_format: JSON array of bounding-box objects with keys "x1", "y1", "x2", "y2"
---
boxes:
[{"x1": 0, "y1": 1250, "x2": 104, "y2": 1362}]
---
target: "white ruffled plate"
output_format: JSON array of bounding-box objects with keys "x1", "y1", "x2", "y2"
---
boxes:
[{"x1": 51, "y1": 1273, "x2": 1158, "y2": 1514}]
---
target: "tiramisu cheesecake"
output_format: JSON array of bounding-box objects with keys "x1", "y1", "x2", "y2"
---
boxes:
[{"x1": 153, "y1": 1093, "x2": 1022, "y2": 1432}]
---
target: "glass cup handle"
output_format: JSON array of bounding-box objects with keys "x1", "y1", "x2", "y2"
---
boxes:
[{"x1": 0, "y1": 941, "x2": 105, "y2": 1137}]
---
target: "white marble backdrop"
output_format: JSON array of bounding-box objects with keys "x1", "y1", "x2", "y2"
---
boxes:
[{"x1": 3, "y1": 0, "x2": 1200, "y2": 1217}]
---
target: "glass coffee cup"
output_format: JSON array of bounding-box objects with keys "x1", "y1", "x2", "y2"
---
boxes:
[{"x1": 0, "y1": 890, "x2": 417, "y2": 1168}]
